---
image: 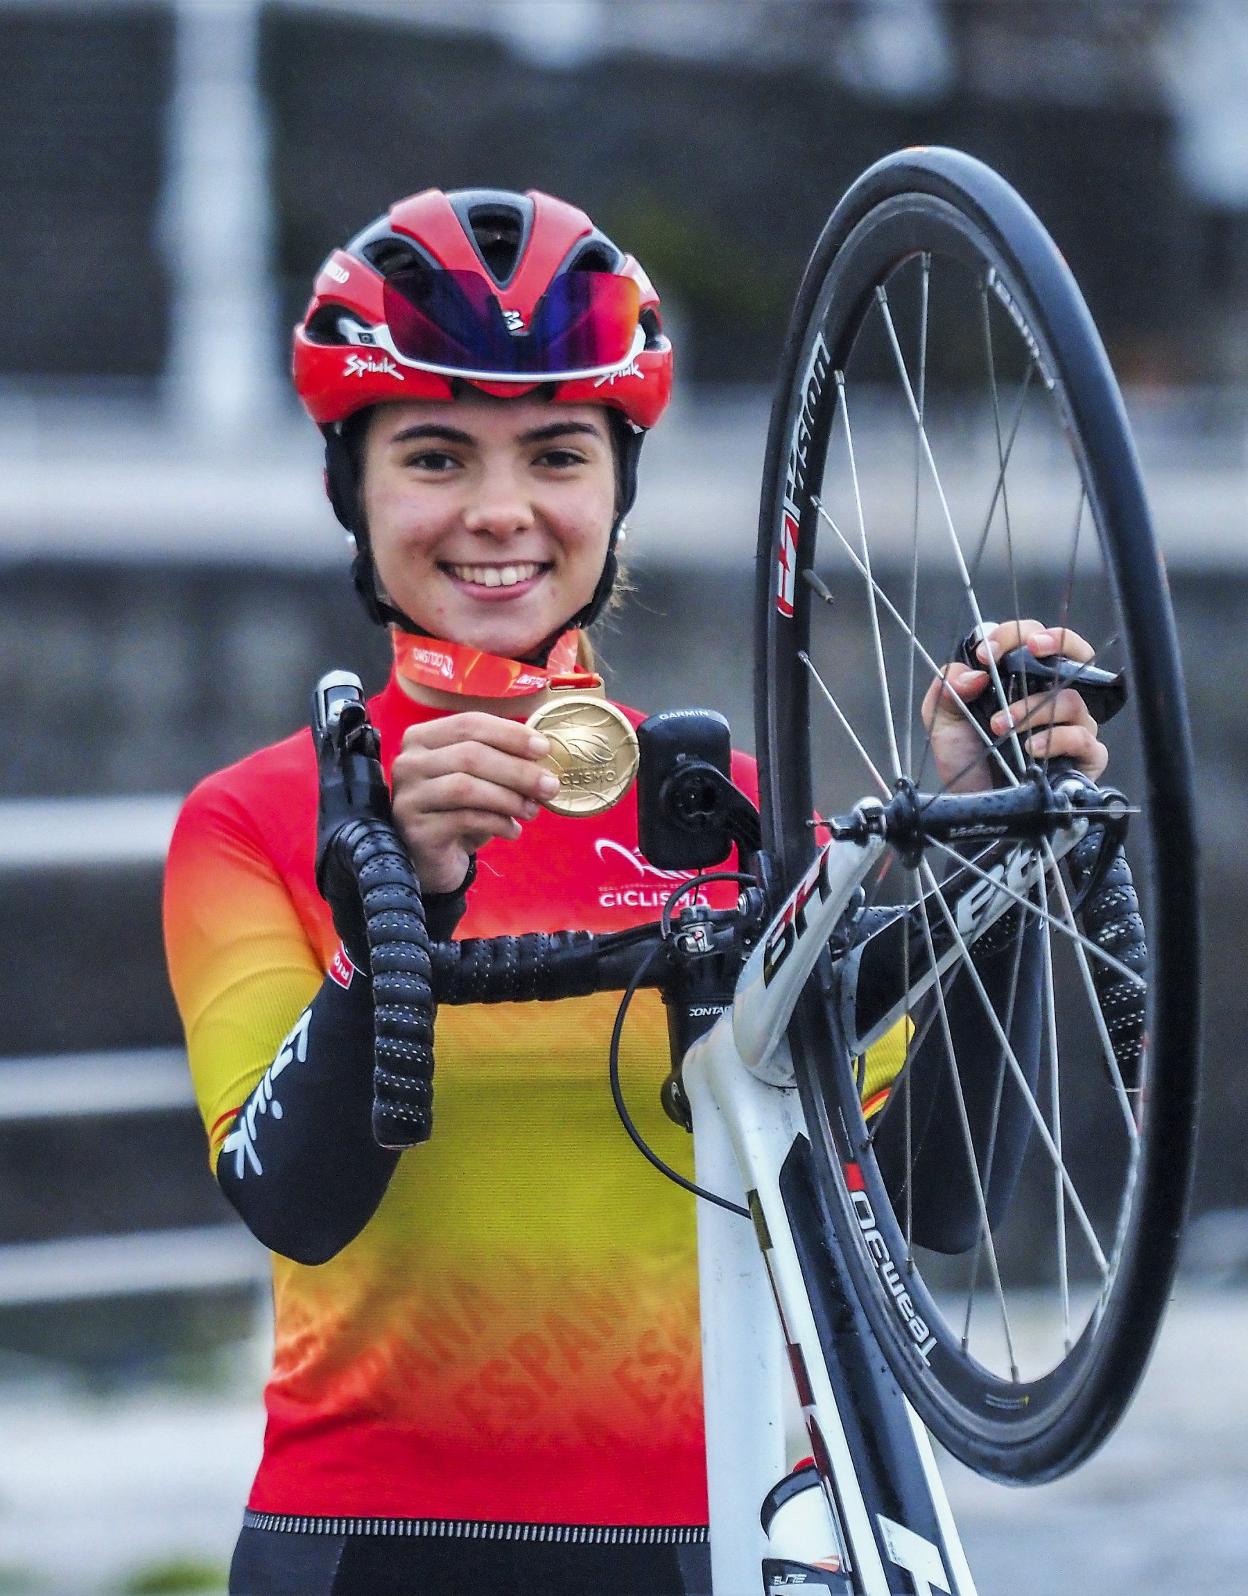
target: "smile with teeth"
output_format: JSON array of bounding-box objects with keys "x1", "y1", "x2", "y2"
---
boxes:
[{"x1": 443, "y1": 561, "x2": 548, "y2": 589}]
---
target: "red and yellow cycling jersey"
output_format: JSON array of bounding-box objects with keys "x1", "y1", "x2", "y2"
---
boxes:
[{"x1": 164, "y1": 670, "x2": 757, "y2": 1526}]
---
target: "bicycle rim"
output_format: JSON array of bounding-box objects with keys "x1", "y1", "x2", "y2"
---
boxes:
[{"x1": 754, "y1": 148, "x2": 1199, "y2": 1481}]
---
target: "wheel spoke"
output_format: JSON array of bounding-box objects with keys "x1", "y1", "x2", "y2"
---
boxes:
[
  {"x1": 962, "y1": 365, "x2": 1036, "y2": 602},
  {"x1": 910, "y1": 359, "x2": 1036, "y2": 802},
  {"x1": 1039, "y1": 839, "x2": 1142, "y2": 1140},
  {"x1": 806, "y1": 505, "x2": 1018, "y2": 787},
  {"x1": 863, "y1": 959, "x2": 963, "y2": 1154},
  {"x1": 1040, "y1": 910, "x2": 1073, "y2": 1351},
  {"x1": 836, "y1": 370, "x2": 903, "y2": 782},
  {"x1": 917, "y1": 857, "x2": 1111, "y2": 1277},
  {"x1": 978, "y1": 275, "x2": 1025, "y2": 638},
  {"x1": 875, "y1": 285, "x2": 1032, "y2": 776},
  {"x1": 798, "y1": 650, "x2": 891, "y2": 798},
  {"x1": 957, "y1": 896, "x2": 1031, "y2": 1355},
  {"x1": 911, "y1": 878, "x2": 1020, "y2": 1374},
  {"x1": 906, "y1": 253, "x2": 931, "y2": 781},
  {"x1": 927, "y1": 838, "x2": 1146, "y2": 993}
]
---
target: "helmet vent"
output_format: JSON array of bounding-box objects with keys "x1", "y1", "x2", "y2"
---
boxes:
[
  {"x1": 569, "y1": 243, "x2": 619, "y2": 274},
  {"x1": 467, "y1": 204, "x2": 525, "y2": 285},
  {"x1": 305, "y1": 305, "x2": 366, "y2": 346},
  {"x1": 362, "y1": 237, "x2": 426, "y2": 279}
]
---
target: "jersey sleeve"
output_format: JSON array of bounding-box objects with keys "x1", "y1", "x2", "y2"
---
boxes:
[{"x1": 163, "y1": 777, "x2": 324, "y2": 1164}]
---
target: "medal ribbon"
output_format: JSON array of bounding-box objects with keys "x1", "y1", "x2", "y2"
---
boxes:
[{"x1": 392, "y1": 629, "x2": 601, "y2": 699}]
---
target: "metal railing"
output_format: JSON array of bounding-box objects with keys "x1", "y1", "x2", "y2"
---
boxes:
[
  {"x1": 0, "y1": 784, "x2": 268, "y2": 1306},
  {"x1": 0, "y1": 797, "x2": 179, "y2": 870},
  {"x1": 0, "y1": 1043, "x2": 268, "y2": 1307}
]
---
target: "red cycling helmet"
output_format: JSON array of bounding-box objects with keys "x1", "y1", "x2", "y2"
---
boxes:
[
  {"x1": 292, "y1": 188, "x2": 673, "y2": 638},
  {"x1": 294, "y1": 188, "x2": 671, "y2": 430}
]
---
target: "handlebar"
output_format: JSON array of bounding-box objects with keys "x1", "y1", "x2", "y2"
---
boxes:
[{"x1": 310, "y1": 670, "x2": 1145, "y2": 1153}]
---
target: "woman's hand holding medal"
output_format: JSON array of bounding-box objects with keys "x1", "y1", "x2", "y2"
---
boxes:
[{"x1": 390, "y1": 714, "x2": 560, "y2": 894}]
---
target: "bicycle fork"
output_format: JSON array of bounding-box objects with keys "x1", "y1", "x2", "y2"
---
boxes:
[{"x1": 684, "y1": 1030, "x2": 978, "y2": 1596}]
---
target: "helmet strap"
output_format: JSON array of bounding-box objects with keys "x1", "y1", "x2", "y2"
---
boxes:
[{"x1": 564, "y1": 413, "x2": 644, "y2": 631}]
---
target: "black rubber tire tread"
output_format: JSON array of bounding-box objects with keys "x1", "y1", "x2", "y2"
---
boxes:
[{"x1": 754, "y1": 147, "x2": 1200, "y2": 1481}]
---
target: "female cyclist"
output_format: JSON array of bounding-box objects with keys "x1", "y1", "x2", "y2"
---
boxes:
[{"x1": 163, "y1": 188, "x2": 1108, "y2": 1596}]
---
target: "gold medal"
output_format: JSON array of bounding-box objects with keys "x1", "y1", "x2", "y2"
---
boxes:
[{"x1": 525, "y1": 687, "x2": 640, "y2": 817}]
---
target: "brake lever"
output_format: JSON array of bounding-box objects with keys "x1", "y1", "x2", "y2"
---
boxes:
[
  {"x1": 313, "y1": 669, "x2": 370, "y2": 749},
  {"x1": 312, "y1": 669, "x2": 392, "y2": 896},
  {"x1": 955, "y1": 632, "x2": 1127, "y2": 732}
]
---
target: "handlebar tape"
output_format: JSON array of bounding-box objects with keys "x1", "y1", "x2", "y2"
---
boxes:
[
  {"x1": 429, "y1": 930, "x2": 602, "y2": 1005},
  {"x1": 325, "y1": 817, "x2": 436, "y2": 1151},
  {"x1": 1068, "y1": 834, "x2": 1147, "y2": 1093}
]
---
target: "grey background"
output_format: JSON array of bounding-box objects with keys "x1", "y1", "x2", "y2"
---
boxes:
[{"x1": 1, "y1": 3, "x2": 1245, "y2": 1592}]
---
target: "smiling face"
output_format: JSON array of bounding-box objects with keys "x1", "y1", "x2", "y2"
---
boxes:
[{"x1": 359, "y1": 394, "x2": 617, "y2": 661}]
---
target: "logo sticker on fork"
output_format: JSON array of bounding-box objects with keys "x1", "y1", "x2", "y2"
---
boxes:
[
  {"x1": 763, "y1": 847, "x2": 835, "y2": 985},
  {"x1": 952, "y1": 842, "x2": 1042, "y2": 940}
]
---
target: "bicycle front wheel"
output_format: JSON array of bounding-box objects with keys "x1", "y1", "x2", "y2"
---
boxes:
[{"x1": 755, "y1": 147, "x2": 1199, "y2": 1481}]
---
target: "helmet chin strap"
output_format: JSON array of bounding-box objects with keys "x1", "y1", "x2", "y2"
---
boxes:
[{"x1": 323, "y1": 412, "x2": 644, "y2": 658}]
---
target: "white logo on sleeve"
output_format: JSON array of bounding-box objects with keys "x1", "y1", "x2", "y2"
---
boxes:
[{"x1": 221, "y1": 1007, "x2": 312, "y2": 1179}]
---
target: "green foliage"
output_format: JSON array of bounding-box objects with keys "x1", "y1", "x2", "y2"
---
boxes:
[{"x1": 117, "y1": 1559, "x2": 227, "y2": 1594}]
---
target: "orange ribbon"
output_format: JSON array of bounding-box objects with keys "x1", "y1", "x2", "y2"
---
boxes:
[{"x1": 392, "y1": 629, "x2": 601, "y2": 699}]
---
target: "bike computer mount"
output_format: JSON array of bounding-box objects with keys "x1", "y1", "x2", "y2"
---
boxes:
[{"x1": 636, "y1": 709, "x2": 762, "y2": 872}]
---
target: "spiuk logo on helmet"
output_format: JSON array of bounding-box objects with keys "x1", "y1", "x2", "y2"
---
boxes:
[{"x1": 343, "y1": 353, "x2": 402, "y2": 381}]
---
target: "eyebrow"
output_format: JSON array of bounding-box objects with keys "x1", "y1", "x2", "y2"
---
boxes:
[{"x1": 386, "y1": 419, "x2": 605, "y2": 449}]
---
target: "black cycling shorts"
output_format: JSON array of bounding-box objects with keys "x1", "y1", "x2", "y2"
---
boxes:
[{"x1": 228, "y1": 1523, "x2": 712, "y2": 1596}]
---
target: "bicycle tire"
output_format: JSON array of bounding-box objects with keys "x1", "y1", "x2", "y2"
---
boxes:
[{"x1": 754, "y1": 147, "x2": 1199, "y2": 1481}]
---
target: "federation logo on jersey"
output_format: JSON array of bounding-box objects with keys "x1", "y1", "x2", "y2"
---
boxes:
[{"x1": 593, "y1": 838, "x2": 707, "y2": 911}]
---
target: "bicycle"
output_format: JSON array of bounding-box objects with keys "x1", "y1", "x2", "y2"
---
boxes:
[{"x1": 313, "y1": 148, "x2": 1199, "y2": 1595}]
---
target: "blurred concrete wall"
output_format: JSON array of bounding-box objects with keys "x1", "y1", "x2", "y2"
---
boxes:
[{"x1": 0, "y1": 1, "x2": 1237, "y2": 391}]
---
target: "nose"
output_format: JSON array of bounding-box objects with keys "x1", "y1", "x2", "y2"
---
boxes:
[{"x1": 461, "y1": 462, "x2": 535, "y2": 540}]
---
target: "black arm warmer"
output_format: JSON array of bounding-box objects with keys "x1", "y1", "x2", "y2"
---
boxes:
[{"x1": 215, "y1": 885, "x2": 469, "y2": 1265}]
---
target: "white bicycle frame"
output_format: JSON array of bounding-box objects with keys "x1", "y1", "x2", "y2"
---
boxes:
[{"x1": 680, "y1": 818, "x2": 1076, "y2": 1595}]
